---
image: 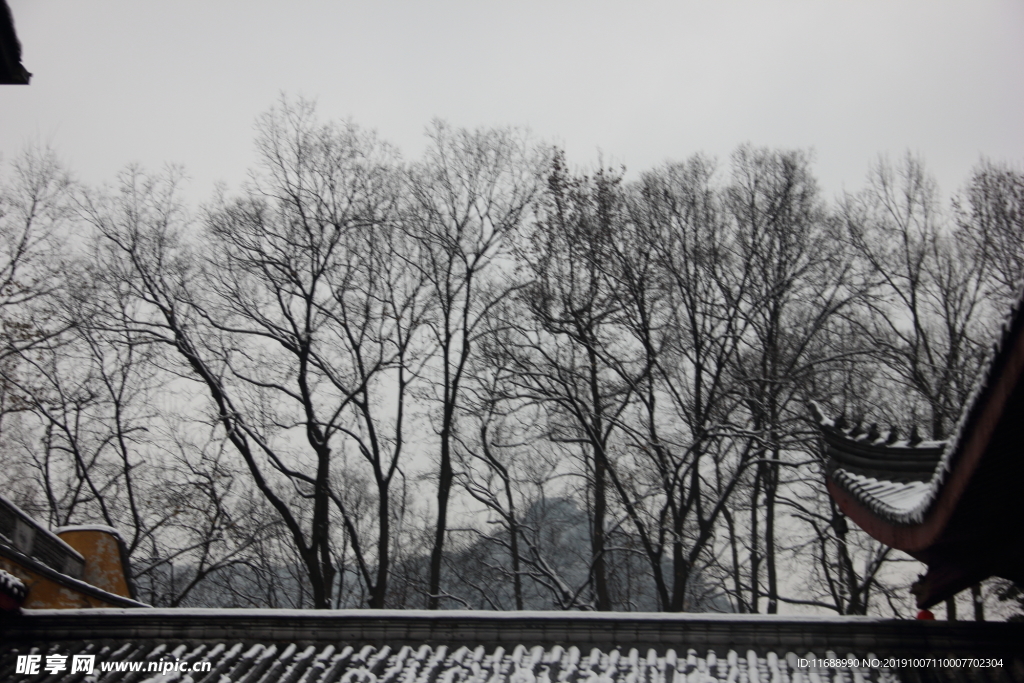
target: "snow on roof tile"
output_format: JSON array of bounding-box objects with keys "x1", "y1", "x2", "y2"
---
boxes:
[
  {"x1": 6, "y1": 608, "x2": 1020, "y2": 681},
  {"x1": 815, "y1": 286, "x2": 1024, "y2": 528},
  {"x1": 0, "y1": 641, "x2": 900, "y2": 683},
  {"x1": 0, "y1": 493, "x2": 85, "y2": 566},
  {"x1": 832, "y1": 471, "x2": 934, "y2": 515},
  {"x1": 0, "y1": 568, "x2": 26, "y2": 601}
]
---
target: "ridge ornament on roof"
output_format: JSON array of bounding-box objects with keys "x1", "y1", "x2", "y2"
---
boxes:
[
  {"x1": 0, "y1": 0, "x2": 30, "y2": 84},
  {"x1": 810, "y1": 290, "x2": 1024, "y2": 609}
]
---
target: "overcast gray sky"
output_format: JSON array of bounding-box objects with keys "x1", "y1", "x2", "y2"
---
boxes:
[{"x1": 3, "y1": 1, "x2": 1023, "y2": 201}]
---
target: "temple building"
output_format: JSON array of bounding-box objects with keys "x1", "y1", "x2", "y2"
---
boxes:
[
  {"x1": 0, "y1": 494, "x2": 143, "y2": 610},
  {"x1": 812, "y1": 295, "x2": 1024, "y2": 611},
  {"x1": 0, "y1": 0, "x2": 31, "y2": 84}
]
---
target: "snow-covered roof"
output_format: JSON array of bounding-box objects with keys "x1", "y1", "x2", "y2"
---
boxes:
[
  {"x1": 0, "y1": 497, "x2": 144, "y2": 604},
  {"x1": 831, "y1": 470, "x2": 935, "y2": 515},
  {"x1": 812, "y1": 286, "x2": 1024, "y2": 528},
  {"x1": 0, "y1": 568, "x2": 26, "y2": 601},
  {"x1": 0, "y1": 542, "x2": 147, "y2": 609},
  {"x1": 1, "y1": 641, "x2": 899, "y2": 683},
  {"x1": 2, "y1": 607, "x2": 1019, "y2": 683},
  {"x1": 810, "y1": 407, "x2": 947, "y2": 525},
  {"x1": 0, "y1": 494, "x2": 85, "y2": 577},
  {"x1": 5, "y1": 607, "x2": 1024, "y2": 682}
]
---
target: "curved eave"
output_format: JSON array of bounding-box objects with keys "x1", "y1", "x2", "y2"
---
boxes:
[
  {"x1": 826, "y1": 476, "x2": 940, "y2": 554},
  {"x1": 825, "y1": 293, "x2": 1024, "y2": 553},
  {"x1": 819, "y1": 428, "x2": 944, "y2": 481}
]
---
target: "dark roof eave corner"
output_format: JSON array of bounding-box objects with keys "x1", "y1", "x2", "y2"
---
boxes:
[
  {"x1": 808, "y1": 402, "x2": 949, "y2": 551},
  {"x1": 0, "y1": 0, "x2": 31, "y2": 85},
  {"x1": 910, "y1": 563, "x2": 991, "y2": 610}
]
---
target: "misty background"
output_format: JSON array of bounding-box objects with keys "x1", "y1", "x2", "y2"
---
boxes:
[{"x1": 1, "y1": 2, "x2": 1023, "y2": 618}]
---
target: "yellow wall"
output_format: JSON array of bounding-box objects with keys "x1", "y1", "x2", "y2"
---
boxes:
[
  {"x1": 56, "y1": 529, "x2": 132, "y2": 599},
  {"x1": 0, "y1": 556, "x2": 126, "y2": 609}
]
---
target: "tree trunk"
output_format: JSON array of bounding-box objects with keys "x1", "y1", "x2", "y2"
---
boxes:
[
  {"x1": 592, "y1": 443, "x2": 611, "y2": 610},
  {"x1": 765, "y1": 442, "x2": 780, "y2": 614},
  {"x1": 972, "y1": 583, "x2": 985, "y2": 621},
  {"x1": 428, "y1": 433, "x2": 452, "y2": 609}
]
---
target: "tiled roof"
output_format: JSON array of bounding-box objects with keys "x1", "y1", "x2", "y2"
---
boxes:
[
  {"x1": 0, "y1": 540, "x2": 147, "y2": 609},
  {"x1": 0, "y1": 494, "x2": 86, "y2": 579},
  {"x1": 810, "y1": 407, "x2": 947, "y2": 525},
  {"x1": 831, "y1": 471, "x2": 934, "y2": 516},
  {"x1": 2, "y1": 609, "x2": 1023, "y2": 683},
  {"x1": 2, "y1": 640, "x2": 899, "y2": 683},
  {"x1": 812, "y1": 287, "x2": 1024, "y2": 528},
  {"x1": 812, "y1": 290, "x2": 1024, "y2": 608}
]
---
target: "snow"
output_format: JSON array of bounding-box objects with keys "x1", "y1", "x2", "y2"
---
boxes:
[
  {"x1": 0, "y1": 568, "x2": 27, "y2": 599},
  {"x1": 53, "y1": 524, "x2": 128, "y2": 545},
  {"x1": 833, "y1": 471, "x2": 934, "y2": 514},
  {"x1": 0, "y1": 493, "x2": 85, "y2": 563},
  {"x1": 19, "y1": 606, "x2": 895, "y2": 624},
  {"x1": 4, "y1": 609, "x2": 927, "y2": 681}
]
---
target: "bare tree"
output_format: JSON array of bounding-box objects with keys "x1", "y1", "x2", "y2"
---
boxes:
[
  {"x1": 504, "y1": 153, "x2": 639, "y2": 610},
  {"x1": 0, "y1": 145, "x2": 74, "y2": 439},
  {"x1": 0, "y1": 145, "x2": 70, "y2": 332},
  {"x1": 406, "y1": 122, "x2": 541, "y2": 608},
  {"x1": 842, "y1": 154, "x2": 993, "y2": 619},
  {"x1": 603, "y1": 156, "x2": 755, "y2": 612},
  {"x1": 12, "y1": 123, "x2": 1018, "y2": 617},
  {"x1": 439, "y1": 289, "x2": 572, "y2": 610},
  {"x1": 726, "y1": 146, "x2": 863, "y2": 613},
  {"x1": 78, "y1": 100, "x2": 428, "y2": 608},
  {"x1": 782, "y1": 484, "x2": 908, "y2": 615},
  {"x1": 844, "y1": 154, "x2": 989, "y2": 441},
  {"x1": 955, "y1": 159, "x2": 1024, "y2": 307},
  {"x1": 0, "y1": 148, "x2": 266, "y2": 608}
]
